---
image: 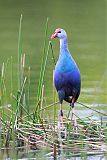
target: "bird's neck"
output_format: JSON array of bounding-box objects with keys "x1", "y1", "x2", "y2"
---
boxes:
[{"x1": 60, "y1": 37, "x2": 68, "y2": 52}]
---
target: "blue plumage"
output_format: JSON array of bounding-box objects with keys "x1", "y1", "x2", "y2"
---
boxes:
[
  {"x1": 51, "y1": 28, "x2": 81, "y2": 127},
  {"x1": 54, "y1": 45, "x2": 81, "y2": 102}
]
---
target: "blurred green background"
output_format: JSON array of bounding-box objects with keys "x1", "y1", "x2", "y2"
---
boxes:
[{"x1": 0, "y1": 0, "x2": 106, "y2": 111}]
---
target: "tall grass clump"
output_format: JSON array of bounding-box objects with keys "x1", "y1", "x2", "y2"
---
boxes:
[{"x1": 34, "y1": 18, "x2": 53, "y2": 122}]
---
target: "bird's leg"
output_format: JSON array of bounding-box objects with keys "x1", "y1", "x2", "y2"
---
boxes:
[
  {"x1": 59, "y1": 103, "x2": 64, "y2": 128},
  {"x1": 71, "y1": 98, "x2": 78, "y2": 127},
  {"x1": 58, "y1": 90, "x2": 65, "y2": 128}
]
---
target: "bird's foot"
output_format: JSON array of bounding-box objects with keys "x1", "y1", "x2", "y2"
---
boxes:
[{"x1": 74, "y1": 123, "x2": 78, "y2": 128}]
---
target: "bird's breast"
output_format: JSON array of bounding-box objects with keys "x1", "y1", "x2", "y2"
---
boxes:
[
  {"x1": 54, "y1": 51, "x2": 81, "y2": 95},
  {"x1": 55, "y1": 53, "x2": 78, "y2": 73}
]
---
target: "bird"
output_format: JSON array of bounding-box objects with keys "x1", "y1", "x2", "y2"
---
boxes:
[{"x1": 51, "y1": 28, "x2": 81, "y2": 127}]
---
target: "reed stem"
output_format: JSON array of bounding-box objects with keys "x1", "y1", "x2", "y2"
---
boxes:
[
  {"x1": 37, "y1": 17, "x2": 49, "y2": 101},
  {"x1": 18, "y1": 14, "x2": 23, "y2": 92}
]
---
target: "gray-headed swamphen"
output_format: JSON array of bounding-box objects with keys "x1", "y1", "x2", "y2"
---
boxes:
[{"x1": 51, "y1": 28, "x2": 81, "y2": 127}]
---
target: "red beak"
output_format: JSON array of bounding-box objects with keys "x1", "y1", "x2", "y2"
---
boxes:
[{"x1": 51, "y1": 32, "x2": 58, "y2": 39}]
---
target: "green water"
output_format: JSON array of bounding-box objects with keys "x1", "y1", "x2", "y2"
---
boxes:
[
  {"x1": 0, "y1": 0, "x2": 106, "y2": 104},
  {"x1": 0, "y1": 0, "x2": 106, "y2": 159}
]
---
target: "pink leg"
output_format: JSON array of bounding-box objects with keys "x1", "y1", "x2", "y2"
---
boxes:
[{"x1": 72, "y1": 98, "x2": 78, "y2": 127}]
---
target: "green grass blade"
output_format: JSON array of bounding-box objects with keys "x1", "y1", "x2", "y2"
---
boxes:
[
  {"x1": 27, "y1": 66, "x2": 30, "y2": 121},
  {"x1": 14, "y1": 77, "x2": 27, "y2": 129},
  {"x1": 34, "y1": 41, "x2": 51, "y2": 119},
  {"x1": 18, "y1": 14, "x2": 23, "y2": 92},
  {"x1": 40, "y1": 41, "x2": 51, "y2": 91},
  {"x1": 37, "y1": 17, "x2": 49, "y2": 101}
]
